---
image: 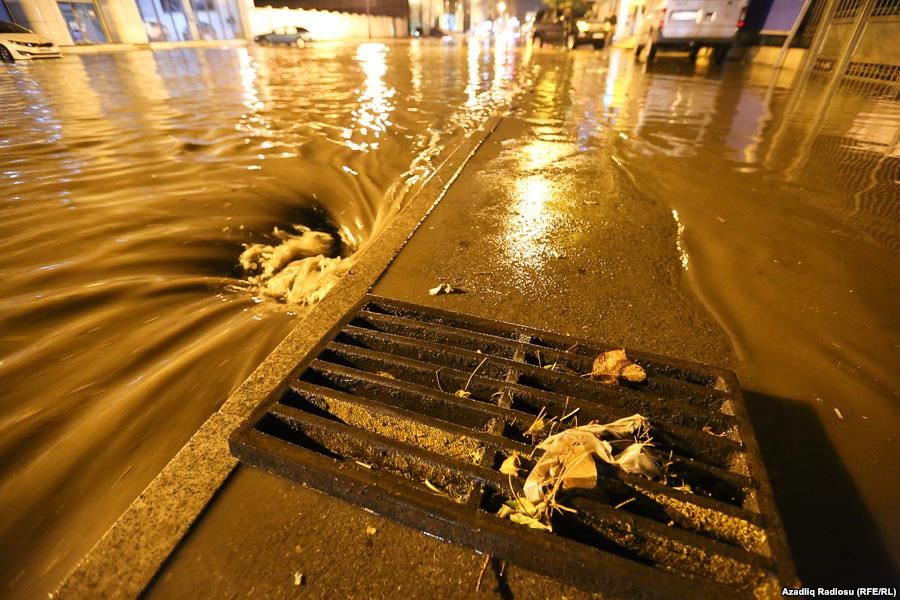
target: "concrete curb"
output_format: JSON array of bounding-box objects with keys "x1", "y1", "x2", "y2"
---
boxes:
[{"x1": 52, "y1": 115, "x2": 506, "y2": 599}]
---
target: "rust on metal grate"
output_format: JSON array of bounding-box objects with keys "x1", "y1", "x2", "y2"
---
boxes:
[{"x1": 230, "y1": 295, "x2": 796, "y2": 599}]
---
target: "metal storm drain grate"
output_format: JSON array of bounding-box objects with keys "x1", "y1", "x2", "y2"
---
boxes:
[{"x1": 230, "y1": 295, "x2": 796, "y2": 599}]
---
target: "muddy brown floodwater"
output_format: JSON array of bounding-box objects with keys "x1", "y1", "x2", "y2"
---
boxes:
[
  {"x1": 1, "y1": 39, "x2": 898, "y2": 598},
  {"x1": 0, "y1": 40, "x2": 525, "y2": 596}
]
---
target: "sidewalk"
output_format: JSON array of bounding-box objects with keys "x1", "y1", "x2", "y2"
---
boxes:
[{"x1": 138, "y1": 85, "x2": 734, "y2": 598}]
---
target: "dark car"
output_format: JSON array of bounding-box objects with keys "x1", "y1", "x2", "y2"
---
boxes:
[
  {"x1": 254, "y1": 26, "x2": 312, "y2": 48},
  {"x1": 530, "y1": 9, "x2": 613, "y2": 49}
]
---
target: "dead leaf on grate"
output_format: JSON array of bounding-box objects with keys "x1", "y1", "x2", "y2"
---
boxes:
[
  {"x1": 375, "y1": 371, "x2": 396, "y2": 379},
  {"x1": 589, "y1": 349, "x2": 646, "y2": 384},
  {"x1": 455, "y1": 389, "x2": 472, "y2": 399},
  {"x1": 525, "y1": 407, "x2": 547, "y2": 438},
  {"x1": 499, "y1": 453, "x2": 524, "y2": 475}
]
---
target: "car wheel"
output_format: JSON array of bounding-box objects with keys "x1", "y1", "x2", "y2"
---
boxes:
[
  {"x1": 295, "y1": 38, "x2": 306, "y2": 48},
  {"x1": 0, "y1": 44, "x2": 13, "y2": 62},
  {"x1": 688, "y1": 46, "x2": 700, "y2": 62},
  {"x1": 592, "y1": 39, "x2": 605, "y2": 50},
  {"x1": 634, "y1": 44, "x2": 645, "y2": 60},
  {"x1": 647, "y1": 41, "x2": 658, "y2": 62},
  {"x1": 566, "y1": 33, "x2": 577, "y2": 50},
  {"x1": 532, "y1": 34, "x2": 543, "y2": 48}
]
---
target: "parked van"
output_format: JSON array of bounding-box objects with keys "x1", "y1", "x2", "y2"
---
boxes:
[{"x1": 634, "y1": 0, "x2": 747, "y2": 62}]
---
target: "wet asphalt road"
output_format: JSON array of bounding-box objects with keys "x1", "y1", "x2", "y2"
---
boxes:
[{"x1": 2, "y1": 39, "x2": 899, "y2": 597}]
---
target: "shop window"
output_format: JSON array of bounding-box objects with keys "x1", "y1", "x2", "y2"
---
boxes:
[
  {"x1": 190, "y1": 0, "x2": 243, "y2": 40},
  {"x1": 135, "y1": 0, "x2": 192, "y2": 41},
  {"x1": 58, "y1": 2, "x2": 108, "y2": 44}
]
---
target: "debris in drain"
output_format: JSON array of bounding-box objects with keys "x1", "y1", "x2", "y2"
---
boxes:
[
  {"x1": 524, "y1": 407, "x2": 547, "y2": 438},
  {"x1": 499, "y1": 414, "x2": 660, "y2": 531},
  {"x1": 589, "y1": 349, "x2": 647, "y2": 385},
  {"x1": 366, "y1": 525, "x2": 377, "y2": 535},
  {"x1": 499, "y1": 453, "x2": 524, "y2": 476},
  {"x1": 375, "y1": 371, "x2": 396, "y2": 379},
  {"x1": 293, "y1": 572, "x2": 304, "y2": 586},
  {"x1": 475, "y1": 554, "x2": 492, "y2": 592},
  {"x1": 834, "y1": 408, "x2": 844, "y2": 420},
  {"x1": 455, "y1": 389, "x2": 472, "y2": 398},
  {"x1": 428, "y1": 283, "x2": 456, "y2": 296},
  {"x1": 425, "y1": 479, "x2": 450, "y2": 497},
  {"x1": 238, "y1": 225, "x2": 348, "y2": 305}
]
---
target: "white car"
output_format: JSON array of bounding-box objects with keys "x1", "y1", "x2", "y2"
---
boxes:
[{"x1": 0, "y1": 20, "x2": 62, "y2": 62}]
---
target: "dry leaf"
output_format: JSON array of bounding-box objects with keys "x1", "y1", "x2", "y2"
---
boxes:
[
  {"x1": 428, "y1": 283, "x2": 454, "y2": 295},
  {"x1": 590, "y1": 349, "x2": 646, "y2": 384},
  {"x1": 366, "y1": 525, "x2": 377, "y2": 535},
  {"x1": 525, "y1": 416, "x2": 545, "y2": 436},
  {"x1": 293, "y1": 572, "x2": 304, "y2": 586},
  {"x1": 509, "y1": 512, "x2": 552, "y2": 531},
  {"x1": 375, "y1": 371, "x2": 396, "y2": 379},
  {"x1": 455, "y1": 389, "x2": 472, "y2": 399},
  {"x1": 499, "y1": 454, "x2": 522, "y2": 475},
  {"x1": 834, "y1": 408, "x2": 844, "y2": 420}
]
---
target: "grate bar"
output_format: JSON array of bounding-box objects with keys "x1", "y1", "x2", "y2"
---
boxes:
[
  {"x1": 318, "y1": 342, "x2": 745, "y2": 470},
  {"x1": 335, "y1": 325, "x2": 737, "y2": 433},
  {"x1": 363, "y1": 299, "x2": 724, "y2": 388},
  {"x1": 306, "y1": 352, "x2": 755, "y2": 502},
  {"x1": 352, "y1": 310, "x2": 729, "y2": 411},
  {"x1": 255, "y1": 402, "x2": 772, "y2": 586}
]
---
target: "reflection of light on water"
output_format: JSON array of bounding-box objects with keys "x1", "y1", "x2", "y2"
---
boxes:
[
  {"x1": 342, "y1": 43, "x2": 395, "y2": 151},
  {"x1": 503, "y1": 176, "x2": 554, "y2": 269},
  {"x1": 236, "y1": 47, "x2": 271, "y2": 150},
  {"x1": 491, "y1": 33, "x2": 515, "y2": 96},
  {"x1": 465, "y1": 39, "x2": 482, "y2": 107},
  {"x1": 409, "y1": 38, "x2": 423, "y2": 98},
  {"x1": 672, "y1": 209, "x2": 689, "y2": 270},
  {"x1": 238, "y1": 48, "x2": 262, "y2": 112},
  {"x1": 521, "y1": 139, "x2": 569, "y2": 170},
  {"x1": 846, "y1": 100, "x2": 900, "y2": 157}
]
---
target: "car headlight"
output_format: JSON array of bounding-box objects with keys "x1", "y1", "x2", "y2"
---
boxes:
[{"x1": 576, "y1": 20, "x2": 591, "y2": 33}]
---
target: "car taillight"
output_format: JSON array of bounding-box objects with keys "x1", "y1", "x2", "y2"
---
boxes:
[
  {"x1": 737, "y1": 6, "x2": 746, "y2": 27},
  {"x1": 659, "y1": 7, "x2": 667, "y2": 30}
]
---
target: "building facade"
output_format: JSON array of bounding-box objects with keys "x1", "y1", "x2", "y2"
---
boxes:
[{"x1": 4, "y1": 0, "x2": 254, "y2": 46}]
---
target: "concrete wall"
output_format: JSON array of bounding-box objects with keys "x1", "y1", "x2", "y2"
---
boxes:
[{"x1": 252, "y1": 5, "x2": 407, "y2": 38}]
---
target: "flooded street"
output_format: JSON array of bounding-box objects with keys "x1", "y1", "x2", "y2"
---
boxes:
[
  {"x1": 0, "y1": 41, "x2": 524, "y2": 595},
  {"x1": 1, "y1": 39, "x2": 897, "y2": 596}
]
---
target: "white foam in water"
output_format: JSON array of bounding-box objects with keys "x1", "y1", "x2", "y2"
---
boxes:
[{"x1": 239, "y1": 225, "x2": 349, "y2": 305}]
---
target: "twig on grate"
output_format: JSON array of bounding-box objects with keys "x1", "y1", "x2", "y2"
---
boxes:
[
  {"x1": 465, "y1": 357, "x2": 489, "y2": 392},
  {"x1": 435, "y1": 368, "x2": 446, "y2": 393},
  {"x1": 475, "y1": 553, "x2": 491, "y2": 592},
  {"x1": 614, "y1": 497, "x2": 636, "y2": 510}
]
